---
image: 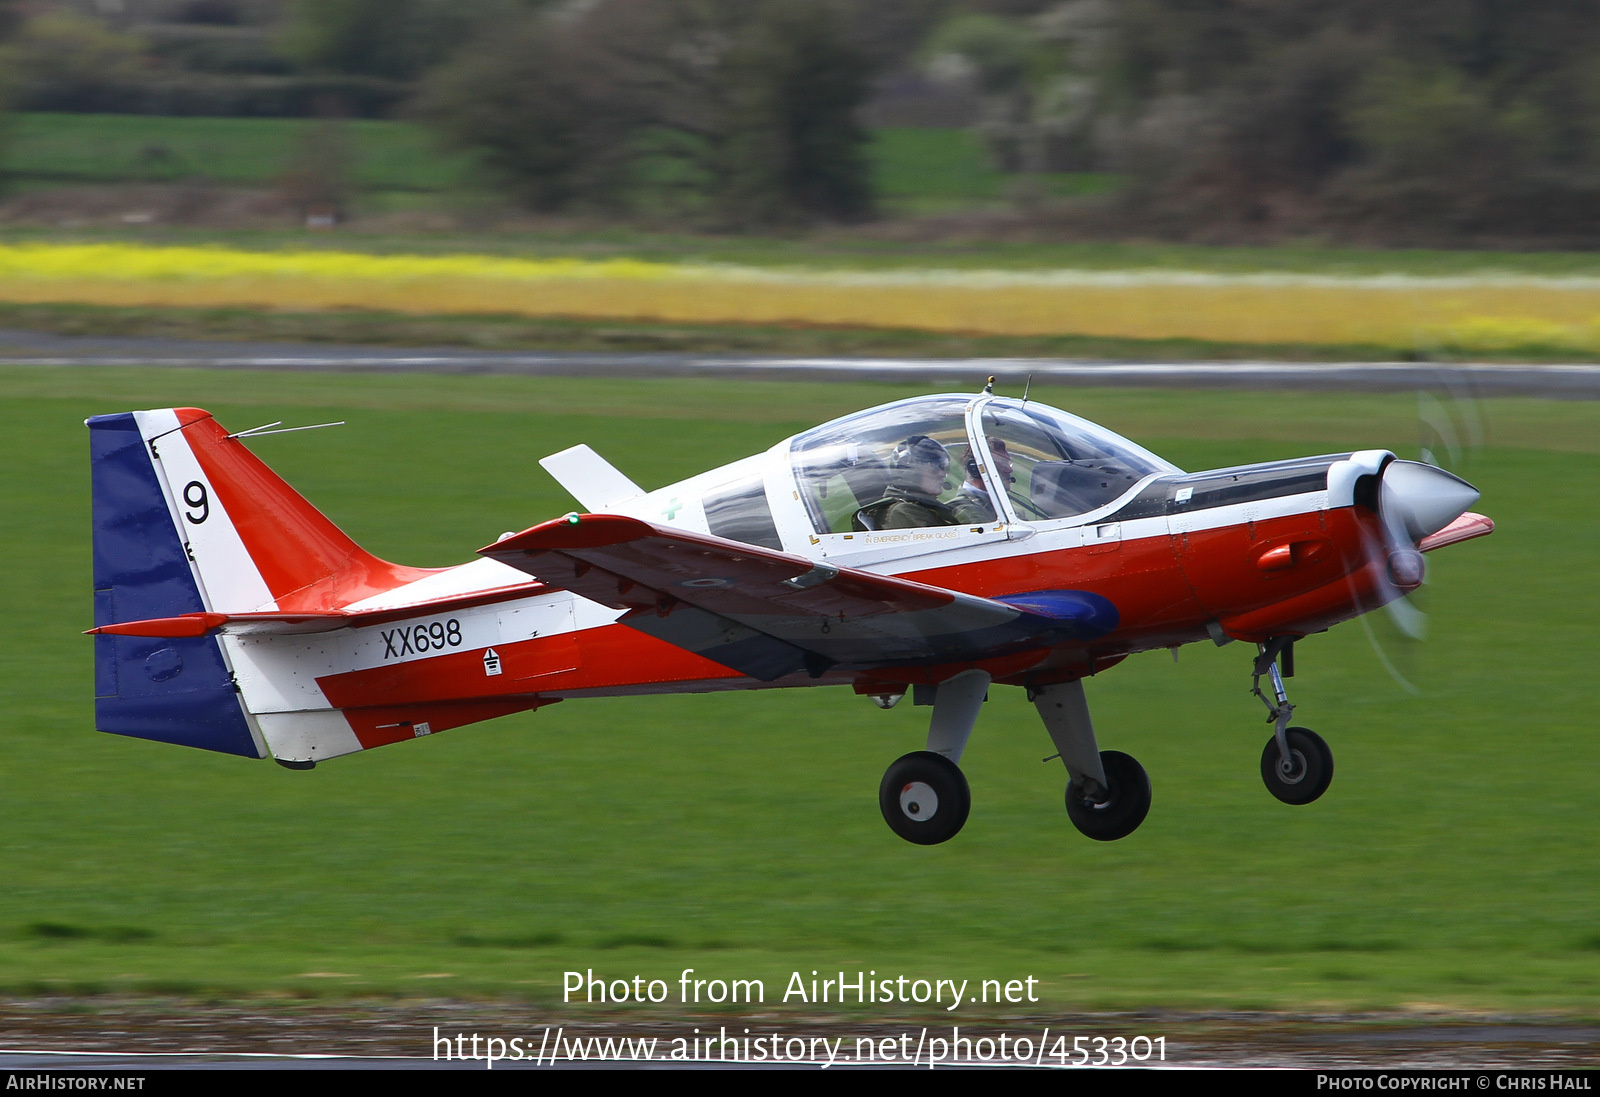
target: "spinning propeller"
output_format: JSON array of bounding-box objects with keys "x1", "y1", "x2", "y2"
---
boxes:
[{"x1": 1358, "y1": 384, "x2": 1487, "y2": 691}]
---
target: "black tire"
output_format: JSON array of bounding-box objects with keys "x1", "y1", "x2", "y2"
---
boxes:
[
  {"x1": 1260, "y1": 726, "x2": 1334, "y2": 805},
  {"x1": 1065, "y1": 750, "x2": 1151, "y2": 841},
  {"x1": 879, "y1": 751, "x2": 971, "y2": 845}
]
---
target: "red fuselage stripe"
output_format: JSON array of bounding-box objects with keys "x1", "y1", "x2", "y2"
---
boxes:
[{"x1": 317, "y1": 500, "x2": 1383, "y2": 709}]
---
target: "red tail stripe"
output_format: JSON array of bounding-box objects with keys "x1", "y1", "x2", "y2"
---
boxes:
[
  {"x1": 175, "y1": 411, "x2": 441, "y2": 610},
  {"x1": 342, "y1": 699, "x2": 546, "y2": 750}
]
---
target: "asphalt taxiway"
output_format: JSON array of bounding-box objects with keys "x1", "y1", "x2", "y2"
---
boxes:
[{"x1": 3, "y1": 328, "x2": 1599, "y2": 395}]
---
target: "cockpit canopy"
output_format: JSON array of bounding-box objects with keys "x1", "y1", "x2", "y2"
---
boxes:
[{"x1": 790, "y1": 395, "x2": 1175, "y2": 535}]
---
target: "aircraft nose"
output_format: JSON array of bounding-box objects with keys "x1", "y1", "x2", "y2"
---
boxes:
[{"x1": 1380, "y1": 459, "x2": 1481, "y2": 544}]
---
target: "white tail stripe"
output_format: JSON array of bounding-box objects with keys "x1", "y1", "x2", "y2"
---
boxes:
[
  {"x1": 342, "y1": 557, "x2": 535, "y2": 613},
  {"x1": 133, "y1": 409, "x2": 277, "y2": 614}
]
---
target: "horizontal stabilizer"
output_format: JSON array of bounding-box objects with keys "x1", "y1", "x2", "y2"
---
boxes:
[{"x1": 87, "y1": 581, "x2": 546, "y2": 638}]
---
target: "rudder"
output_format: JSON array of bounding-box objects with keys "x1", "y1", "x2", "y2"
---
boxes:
[{"x1": 89, "y1": 411, "x2": 262, "y2": 757}]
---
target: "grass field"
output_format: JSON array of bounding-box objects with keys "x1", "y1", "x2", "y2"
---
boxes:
[
  {"x1": 2, "y1": 114, "x2": 1109, "y2": 216},
  {"x1": 868, "y1": 127, "x2": 1119, "y2": 212},
  {"x1": 1, "y1": 365, "x2": 1596, "y2": 1016},
  {"x1": 3, "y1": 113, "x2": 479, "y2": 194}
]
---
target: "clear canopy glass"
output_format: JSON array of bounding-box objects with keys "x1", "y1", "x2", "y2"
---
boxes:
[
  {"x1": 789, "y1": 395, "x2": 1174, "y2": 534},
  {"x1": 978, "y1": 400, "x2": 1172, "y2": 521}
]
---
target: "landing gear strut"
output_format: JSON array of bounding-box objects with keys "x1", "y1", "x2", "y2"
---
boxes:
[
  {"x1": 877, "y1": 671, "x2": 1155, "y2": 844},
  {"x1": 1251, "y1": 637, "x2": 1334, "y2": 804},
  {"x1": 1034, "y1": 679, "x2": 1151, "y2": 841},
  {"x1": 878, "y1": 669, "x2": 988, "y2": 845}
]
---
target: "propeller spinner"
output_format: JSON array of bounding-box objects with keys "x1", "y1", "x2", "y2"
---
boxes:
[{"x1": 1368, "y1": 458, "x2": 1482, "y2": 645}]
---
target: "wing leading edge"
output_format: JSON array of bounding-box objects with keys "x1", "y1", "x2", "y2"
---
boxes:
[{"x1": 480, "y1": 513, "x2": 1117, "y2": 681}]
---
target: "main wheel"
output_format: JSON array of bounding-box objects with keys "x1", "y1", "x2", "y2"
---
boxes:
[
  {"x1": 1260, "y1": 726, "x2": 1334, "y2": 805},
  {"x1": 1066, "y1": 750, "x2": 1151, "y2": 841},
  {"x1": 879, "y1": 751, "x2": 971, "y2": 845}
]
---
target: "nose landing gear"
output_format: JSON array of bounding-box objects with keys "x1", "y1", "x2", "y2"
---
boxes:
[
  {"x1": 1252, "y1": 637, "x2": 1334, "y2": 805},
  {"x1": 1260, "y1": 726, "x2": 1334, "y2": 805}
]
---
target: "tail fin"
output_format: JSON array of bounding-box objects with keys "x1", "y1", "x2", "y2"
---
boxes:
[{"x1": 88, "y1": 408, "x2": 433, "y2": 758}]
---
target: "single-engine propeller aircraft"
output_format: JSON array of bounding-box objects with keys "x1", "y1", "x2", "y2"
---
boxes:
[{"x1": 87, "y1": 385, "x2": 1493, "y2": 844}]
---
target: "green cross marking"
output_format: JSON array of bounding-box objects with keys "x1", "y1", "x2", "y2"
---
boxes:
[{"x1": 663, "y1": 496, "x2": 683, "y2": 520}]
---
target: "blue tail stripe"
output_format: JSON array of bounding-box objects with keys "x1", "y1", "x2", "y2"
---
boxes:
[{"x1": 88, "y1": 412, "x2": 261, "y2": 759}]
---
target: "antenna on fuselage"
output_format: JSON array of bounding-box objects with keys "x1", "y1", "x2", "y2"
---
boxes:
[
  {"x1": 1022, "y1": 373, "x2": 1033, "y2": 405},
  {"x1": 983, "y1": 375, "x2": 996, "y2": 395}
]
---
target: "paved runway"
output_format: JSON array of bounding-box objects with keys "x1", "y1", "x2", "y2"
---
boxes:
[
  {"x1": 2, "y1": 1012, "x2": 1596, "y2": 1070},
  {"x1": 3, "y1": 328, "x2": 1598, "y2": 395}
]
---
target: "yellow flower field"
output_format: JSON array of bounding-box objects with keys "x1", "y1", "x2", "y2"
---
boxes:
[{"x1": 3, "y1": 242, "x2": 1600, "y2": 353}]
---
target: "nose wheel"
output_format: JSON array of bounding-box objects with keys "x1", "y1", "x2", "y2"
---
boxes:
[
  {"x1": 1251, "y1": 637, "x2": 1335, "y2": 805},
  {"x1": 1261, "y1": 726, "x2": 1334, "y2": 804},
  {"x1": 879, "y1": 751, "x2": 971, "y2": 845}
]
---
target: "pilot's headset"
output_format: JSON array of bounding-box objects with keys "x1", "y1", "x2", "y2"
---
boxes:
[
  {"x1": 890, "y1": 435, "x2": 950, "y2": 474},
  {"x1": 966, "y1": 438, "x2": 1015, "y2": 484}
]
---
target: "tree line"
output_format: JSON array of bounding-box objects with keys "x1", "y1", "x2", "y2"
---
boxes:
[{"x1": 2, "y1": 0, "x2": 1598, "y2": 243}]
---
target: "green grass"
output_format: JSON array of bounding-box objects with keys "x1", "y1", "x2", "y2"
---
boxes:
[
  {"x1": 4, "y1": 112, "x2": 479, "y2": 193},
  {"x1": 4, "y1": 114, "x2": 1124, "y2": 214},
  {"x1": 0, "y1": 114, "x2": 1117, "y2": 209},
  {"x1": 2, "y1": 366, "x2": 1597, "y2": 1014},
  {"x1": 869, "y1": 127, "x2": 1119, "y2": 213}
]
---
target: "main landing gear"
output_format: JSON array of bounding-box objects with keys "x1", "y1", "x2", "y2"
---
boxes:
[
  {"x1": 878, "y1": 669, "x2": 986, "y2": 845},
  {"x1": 879, "y1": 751, "x2": 970, "y2": 845},
  {"x1": 1035, "y1": 680, "x2": 1150, "y2": 842},
  {"x1": 1252, "y1": 636, "x2": 1334, "y2": 805},
  {"x1": 876, "y1": 671, "x2": 1151, "y2": 845}
]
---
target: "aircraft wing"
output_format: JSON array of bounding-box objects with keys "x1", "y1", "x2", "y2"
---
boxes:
[{"x1": 480, "y1": 514, "x2": 1115, "y2": 680}]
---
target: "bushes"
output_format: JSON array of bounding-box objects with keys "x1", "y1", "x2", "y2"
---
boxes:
[
  {"x1": 415, "y1": 13, "x2": 644, "y2": 212},
  {"x1": 1, "y1": 10, "x2": 409, "y2": 117},
  {"x1": 714, "y1": 1, "x2": 875, "y2": 224},
  {"x1": 418, "y1": 0, "x2": 875, "y2": 226},
  {"x1": 1093, "y1": 0, "x2": 1600, "y2": 243},
  {"x1": 1, "y1": 10, "x2": 144, "y2": 114},
  {"x1": 279, "y1": 0, "x2": 487, "y2": 83}
]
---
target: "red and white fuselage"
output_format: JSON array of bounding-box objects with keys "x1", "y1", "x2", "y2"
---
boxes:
[{"x1": 87, "y1": 395, "x2": 1490, "y2": 768}]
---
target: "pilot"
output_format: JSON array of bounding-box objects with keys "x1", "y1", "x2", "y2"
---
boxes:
[
  {"x1": 955, "y1": 437, "x2": 1013, "y2": 523},
  {"x1": 857, "y1": 435, "x2": 987, "y2": 530}
]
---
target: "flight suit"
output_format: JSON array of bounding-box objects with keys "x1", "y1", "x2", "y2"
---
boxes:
[{"x1": 862, "y1": 487, "x2": 990, "y2": 529}]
